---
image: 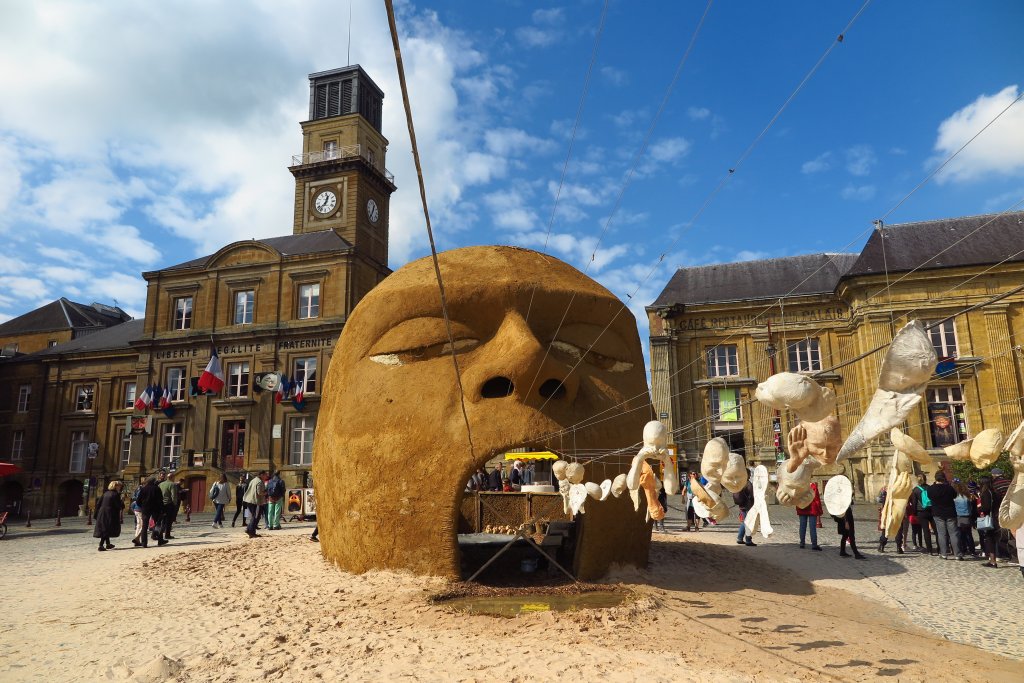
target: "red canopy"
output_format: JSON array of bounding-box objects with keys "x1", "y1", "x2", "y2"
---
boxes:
[{"x1": 0, "y1": 462, "x2": 23, "y2": 477}]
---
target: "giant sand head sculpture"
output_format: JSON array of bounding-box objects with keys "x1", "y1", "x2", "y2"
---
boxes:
[{"x1": 313, "y1": 246, "x2": 653, "y2": 579}]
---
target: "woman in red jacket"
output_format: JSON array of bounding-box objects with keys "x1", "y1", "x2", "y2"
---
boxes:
[{"x1": 797, "y1": 482, "x2": 823, "y2": 550}]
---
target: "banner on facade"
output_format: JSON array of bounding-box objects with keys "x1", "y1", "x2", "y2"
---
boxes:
[{"x1": 127, "y1": 415, "x2": 153, "y2": 435}]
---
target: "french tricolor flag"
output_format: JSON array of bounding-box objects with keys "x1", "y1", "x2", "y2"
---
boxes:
[
  {"x1": 275, "y1": 375, "x2": 289, "y2": 404},
  {"x1": 293, "y1": 380, "x2": 305, "y2": 411},
  {"x1": 198, "y1": 347, "x2": 225, "y2": 394},
  {"x1": 134, "y1": 385, "x2": 152, "y2": 412}
]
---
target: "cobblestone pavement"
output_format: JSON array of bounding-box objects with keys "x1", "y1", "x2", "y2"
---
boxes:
[{"x1": 656, "y1": 501, "x2": 1024, "y2": 661}]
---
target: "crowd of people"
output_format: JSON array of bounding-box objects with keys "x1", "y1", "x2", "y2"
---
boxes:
[
  {"x1": 90, "y1": 469, "x2": 293, "y2": 551},
  {"x1": 465, "y1": 460, "x2": 538, "y2": 492},
  {"x1": 875, "y1": 468, "x2": 1019, "y2": 576}
]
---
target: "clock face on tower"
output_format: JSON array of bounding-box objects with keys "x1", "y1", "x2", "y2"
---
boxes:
[
  {"x1": 366, "y1": 198, "x2": 379, "y2": 224},
  {"x1": 313, "y1": 189, "x2": 338, "y2": 215}
]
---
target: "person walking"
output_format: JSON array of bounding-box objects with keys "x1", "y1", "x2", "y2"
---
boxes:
[
  {"x1": 836, "y1": 503, "x2": 865, "y2": 559},
  {"x1": 953, "y1": 481, "x2": 978, "y2": 557},
  {"x1": 266, "y1": 471, "x2": 286, "y2": 530},
  {"x1": 129, "y1": 481, "x2": 145, "y2": 546},
  {"x1": 489, "y1": 463, "x2": 504, "y2": 491},
  {"x1": 243, "y1": 470, "x2": 268, "y2": 538},
  {"x1": 209, "y1": 474, "x2": 231, "y2": 528},
  {"x1": 231, "y1": 474, "x2": 248, "y2": 527},
  {"x1": 94, "y1": 481, "x2": 124, "y2": 551},
  {"x1": 976, "y1": 475, "x2": 1002, "y2": 568},
  {"x1": 928, "y1": 471, "x2": 961, "y2": 559},
  {"x1": 908, "y1": 475, "x2": 934, "y2": 555},
  {"x1": 158, "y1": 473, "x2": 179, "y2": 540},
  {"x1": 733, "y1": 478, "x2": 756, "y2": 546},
  {"x1": 797, "y1": 482, "x2": 823, "y2": 550},
  {"x1": 136, "y1": 477, "x2": 167, "y2": 547}
]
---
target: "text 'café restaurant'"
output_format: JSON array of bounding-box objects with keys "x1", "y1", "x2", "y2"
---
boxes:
[{"x1": 0, "y1": 65, "x2": 396, "y2": 518}]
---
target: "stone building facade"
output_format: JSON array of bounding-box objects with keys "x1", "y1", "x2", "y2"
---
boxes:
[
  {"x1": 648, "y1": 212, "x2": 1024, "y2": 500},
  {"x1": 0, "y1": 65, "x2": 395, "y2": 517}
]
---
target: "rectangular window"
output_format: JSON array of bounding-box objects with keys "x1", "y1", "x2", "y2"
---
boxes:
[
  {"x1": 787, "y1": 338, "x2": 822, "y2": 372},
  {"x1": 11, "y1": 431, "x2": 24, "y2": 461},
  {"x1": 927, "y1": 319, "x2": 958, "y2": 360},
  {"x1": 69, "y1": 430, "x2": 89, "y2": 473},
  {"x1": 17, "y1": 384, "x2": 31, "y2": 412},
  {"x1": 167, "y1": 367, "x2": 186, "y2": 402},
  {"x1": 227, "y1": 361, "x2": 250, "y2": 398},
  {"x1": 290, "y1": 416, "x2": 316, "y2": 465},
  {"x1": 710, "y1": 387, "x2": 742, "y2": 422},
  {"x1": 123, "y1": 382, "x2": 137, "y2": 409},
  {"x1": 297, "y1": 283, "x2": 320, "y2": 319},
  {"x1": 160, "y1": 423, "x2": 183, "y2": 469},
  {"x1": 706, "y1": 345, "x2": 739, "y2": 377},
  {"x1": 926, "y1": 386, "x2": 968, "y2": 448},
  {"x1": 48, "y1": 339, "x2": 57, "y2": 348},
  {"x1": 173, "y1": 296, "x2": 193, "y2": 330},
  {"x1": 234, "y1": 290, "x2": 255, "y2": 325},
  {"x1": 323, "y1": 140, "x2": 338, "y2": 159},
  {"x1": 75, "y1": 385, "x2": 95, "y2": 412},
  {"x1": 117, "y1": 427, "x2": 132, "y2": 469},
  {"x1": 294, "y1": 357, "x2": 317, "y2": 394}
]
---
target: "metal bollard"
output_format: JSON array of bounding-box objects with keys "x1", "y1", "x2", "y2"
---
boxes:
[
  {"x1": 25, "y1": 510, "x2": 31, "y2": 528},
  {"x1": 55, "y1": 507, "x2": 62, "y2": 527},
  {"x1": 185, "y1": 505, "x2": 191, "y2": 522}
]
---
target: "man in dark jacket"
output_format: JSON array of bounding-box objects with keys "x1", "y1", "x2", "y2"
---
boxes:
[
  {"x1": 927, "y1": 471, "x2": 960, "y2": 559},
  {"x1": 136, "y1": 477, "x2": 168, "y2": 547},
  {"x1": 488, "y1": 463, "x2": 504, "y2": 491},
  {"x1": 733, "y1": 479, "x2": 756, "y2": 546}
]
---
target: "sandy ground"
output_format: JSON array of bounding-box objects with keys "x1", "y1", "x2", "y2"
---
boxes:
[{"x1": 3, "y1": 525, "x2": 1021, "y2": 683}]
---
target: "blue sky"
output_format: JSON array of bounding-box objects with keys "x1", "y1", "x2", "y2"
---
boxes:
[{"x1": 1, "y1": 1, "x2": 1022, "y2": 365}]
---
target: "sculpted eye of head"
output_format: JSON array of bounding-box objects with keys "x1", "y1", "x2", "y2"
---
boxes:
[
  {"x1": 550, "y1": 323, "x2": 632, "y2": 373},
  {"x1": 367, "y1": 317, "x2": 478, "y2": 366}
]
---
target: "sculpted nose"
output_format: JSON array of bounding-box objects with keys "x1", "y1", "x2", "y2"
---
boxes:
[{"x1": 470, "y1": 313, "x2": 578, "y2": 406}]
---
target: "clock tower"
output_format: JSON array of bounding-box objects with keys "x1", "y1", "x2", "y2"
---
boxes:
[{"x1": 289, "y1": 65, "x2": 396, "y2": 270}]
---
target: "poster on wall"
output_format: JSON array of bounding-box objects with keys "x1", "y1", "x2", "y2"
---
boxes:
[
  {"x1": 303, "y1": 488, "x2": 316, "y2": 516},
  {"x1": 286, "y1": 488, "x2": 304, "y2": 514},
  {"x1": 928, "y1": 403, "x2": 957, "y2": 448}
]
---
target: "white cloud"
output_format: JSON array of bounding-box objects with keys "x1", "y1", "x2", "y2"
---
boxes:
[
  {"x1": 484, "y1": 128, "x2": 555, "y2": 157},
  {"x1": 601, "y1": 66, "x2": 628, "y2": 87},
  {"x1": 982, "y1": 188, "x2": 1024, "y2": 212},
  {"x1": 516, "y1": 26, "x2": 560, "y2": 48},
  {"x1": 513, "y1": 230, "x2": 629, "y2": 274},
  {"x1": 687, "y1": 106, "x2": 710, "y2": 121},
  {"x1": 0, "y1": 138, "x2": 21, "y2": 213},
  {"x1": 801, "y1": 151, "x2": 832, "y2": 174},
  {"x1": 547, "y1": 181, "x2": 604, "y2": 207},
  {"x1": 0, "y1": 276, "x2": 48, "y2": 308},
  {"x1": 40, "y1": 266, "x2": 83, "y2": 284},
  {"x1": 532, "y1": 8, "x2": 564, "y2": 25},
  {"x1": 83, "y1": 272, "x2": 147, "y2": 317},
  {"x1": 483, "y1": 189, "x2": 538, "y2": 231},
  {"x1": 37, "y1": 246, "x2": 87, "y2": 264},
  {"x1": 840, "y1": 184, "x2": 876, "y2": 201},
  {"x1": 648, "y1": 137, "x2": 691, "y2": 164},
  {"x1": 845, "y1": 145, "x2": 876, "y2": 176},
  {"x1": 932, "y1": 85, "x2": 1024, "y2": 183}
]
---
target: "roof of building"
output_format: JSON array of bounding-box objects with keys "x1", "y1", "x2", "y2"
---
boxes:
[
  {"x1": 35, "y1": 318, "x2": 146, "y2": 356},
  {"x1": 0, "y1": 298, "x2": 131, "y2": 337},
  {"x1": 844, "y1": 211, "x2": 1024, "y2": 277},
  {"x1": 158, "y1": 230, "x2": 353, "y2": 273},
  {"x1": 652, "y1": 253, "x2": 860, "y2": 307}
]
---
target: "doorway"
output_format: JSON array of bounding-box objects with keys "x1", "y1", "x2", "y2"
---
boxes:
[
  {"x1": 57, "y1": 479, "x2": 84, "y2": 517},
  {"x1": 222, "y1": 420, "x2": 246, "y2": 470},
  {"x1": 0, "y1": 480, "x2": 23, "y2": 516},
  {"x1": 187, "y1": 476, "x2": 207, "y2": 513}
]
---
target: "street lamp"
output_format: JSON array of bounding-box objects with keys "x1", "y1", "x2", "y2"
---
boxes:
[
  {"x1": 765, "y1": 326, "x2": 783, "y2": 460},
  {"x1": 86, "y1": 442, "x2": 99, "y2": 525}
]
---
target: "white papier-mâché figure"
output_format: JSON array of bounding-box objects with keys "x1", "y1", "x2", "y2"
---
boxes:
[
  {"x1": 742, "y1": 465, "x2": 773, "y2": 539},
  {"x1": 755, "y1": 372, "x2": 836, "y2": 422},
  {"x1": 626, "y1": 421, "x2": 674, "y2": 521},
  {"x1": 881, "y1": 446, "x2": 915, "y2": 539},
  {"x1": 838, "y1": 321, "x2": 937, "y2": 461}
]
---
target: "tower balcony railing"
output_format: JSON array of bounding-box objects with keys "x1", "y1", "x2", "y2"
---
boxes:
[{"x1": 290, "y1": 144, "x2": 395, "y2": 183}]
